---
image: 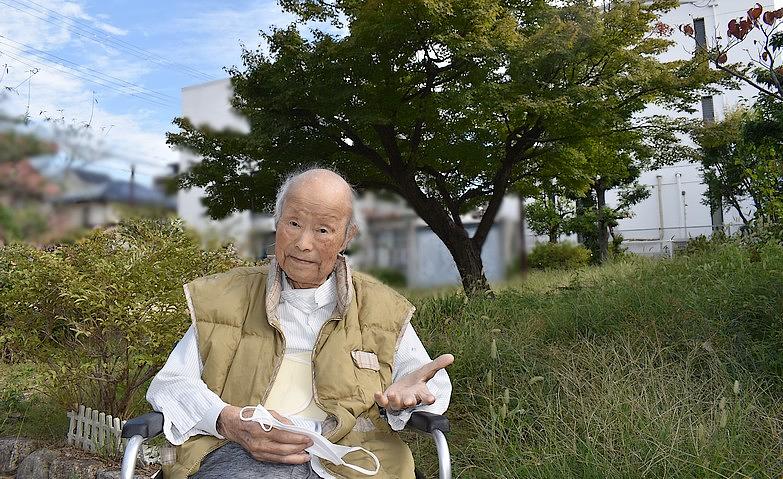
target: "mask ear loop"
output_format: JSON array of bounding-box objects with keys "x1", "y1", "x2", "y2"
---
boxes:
[
  {"x1": 239, "y1": 405, "x2": 273, "y2": 432},
  {"x1": 339, "y1": 447, "x2": 380, "y2": 476}
]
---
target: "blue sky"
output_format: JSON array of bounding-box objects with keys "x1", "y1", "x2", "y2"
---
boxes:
[{"x1": 0, "y1": 0, "x2": 297, "y2": 184}]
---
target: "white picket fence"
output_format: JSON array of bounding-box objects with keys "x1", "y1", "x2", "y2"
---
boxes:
[{"x1": 67, "y1": 404, "x2": 127, "y2": 455}]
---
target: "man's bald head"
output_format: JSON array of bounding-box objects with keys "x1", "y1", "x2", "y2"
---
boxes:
[{"x1": 274, "y1": 168, "x2": 358, "y2": 235}]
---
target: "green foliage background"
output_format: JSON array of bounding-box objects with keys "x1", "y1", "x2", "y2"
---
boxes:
[{"x1": 0, "y1": 219, "x2": 249, "y2": 418}]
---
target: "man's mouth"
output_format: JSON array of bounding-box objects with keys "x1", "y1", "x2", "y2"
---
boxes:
[{"x1": 290, "y1": 256, "x2": 315, "y2": 264}]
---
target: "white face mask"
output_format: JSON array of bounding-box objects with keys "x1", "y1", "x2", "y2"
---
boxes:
[{"x1": 240, "y1": 405, "x2": 380, "y2": 476}]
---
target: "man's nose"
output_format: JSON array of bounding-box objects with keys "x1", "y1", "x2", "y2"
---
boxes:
[{"x1": 295, "y1": 229, "x2": 313, "y2": 251}]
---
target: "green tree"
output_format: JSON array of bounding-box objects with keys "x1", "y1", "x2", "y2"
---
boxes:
[
  {"x1": 168, "y1": 0, "x2": 720, "y2": 294},
  {"x1": 692, "y1": 104, "x2": 783, "y2": 227},
  {"x1": 525, "y1": 188, "x2": 575, "y2": 244}
]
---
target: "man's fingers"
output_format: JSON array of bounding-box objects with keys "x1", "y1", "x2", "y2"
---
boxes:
[
  {"x1": 270, "y1": 410, "x2": 294, "y2": 425},
  {"x1": 374, "y1": 391, "x2": 388, "y2": 407},
  {"x1": 267, "y1": 428, "x2": 313, "y2": 446},
  {"x1": 253, "y1": 451, "x2": 311, "y2": 465},
  {"x1": 418, "y1": 354, "x2": 455, "y2": 382},
  {"x1": 257, "y1": 438, "x2": 312, "y2": 456}
]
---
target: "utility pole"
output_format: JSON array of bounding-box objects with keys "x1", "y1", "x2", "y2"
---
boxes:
[
  {"x1": 129, "y1": 163, "x2": 136, "y2": 206},
  {"x1": 518, "y1": 193, "x2": 529, "y2": 277}
]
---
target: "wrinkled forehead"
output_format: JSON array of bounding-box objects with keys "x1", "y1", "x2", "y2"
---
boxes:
[{"x1": 282, "y1": 187, "x2": 352, "y2": 225}]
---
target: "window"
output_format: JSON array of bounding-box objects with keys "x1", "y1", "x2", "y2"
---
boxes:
[
  {"x1": 694, "y1": 18, "x2": 707, "y2": 51},
  {"x1": 701, "y1": 96, "x2": 715, "y2": 124}
]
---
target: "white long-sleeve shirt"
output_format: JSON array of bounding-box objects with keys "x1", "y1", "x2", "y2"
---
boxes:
[{"x1": 147, "y1": 273, "x2": 451, "y2": 477}]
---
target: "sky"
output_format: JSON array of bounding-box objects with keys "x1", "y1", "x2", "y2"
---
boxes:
[{"x1": 0, "y1": 0, "x2": 298, "y2": 184}]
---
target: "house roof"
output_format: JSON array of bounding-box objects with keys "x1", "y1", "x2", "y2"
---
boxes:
[{"x1": 54, "y1": 171, "x2": 175, "y2": 209}]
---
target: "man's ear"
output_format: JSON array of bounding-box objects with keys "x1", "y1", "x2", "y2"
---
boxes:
[{"x1": 342, "y1": 224, "x2": 358, "y2": 252}]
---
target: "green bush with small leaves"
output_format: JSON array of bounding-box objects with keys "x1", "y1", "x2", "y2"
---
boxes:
[
  {"x1": 0, "y1": 218, "x2": 248, "y2": 418},
  {"x1": 528, "y1": 241, "x2": 591, "y2": 270}
]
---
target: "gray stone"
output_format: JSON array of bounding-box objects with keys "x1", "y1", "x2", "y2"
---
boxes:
[
  {"x1": 16, "y1": 448, "x2": 61, "y2": 479},
  {"x1": 49, "y1": 456, "x2": 104, "y2": 478},
  {"x1": 0, "y1": 437, "x2": 39, "y2": 474}
]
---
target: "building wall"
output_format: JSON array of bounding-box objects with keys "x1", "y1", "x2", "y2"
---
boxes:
[
  {"x1": 177, "y1": 79, "x2": 259, "y2": 256},
  {"x1": 604, "y1": 0, "x2": 774, "y2": 256}
]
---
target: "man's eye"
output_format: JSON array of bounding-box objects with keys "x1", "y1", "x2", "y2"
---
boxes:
[
  {"x1": 289, "y1": 220, "x2": 300, "y2": 228},
  {"x1": 318, "y1": 228, "x2": 330, "y2": 234}
]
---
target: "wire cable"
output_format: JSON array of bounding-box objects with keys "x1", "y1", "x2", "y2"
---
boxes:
[
  {"x1": 0, "y1": 35, "x2": 176, "y2": 105},
  {"x1": 1, "y1": 0, "x2": 217, "y2": 82}
]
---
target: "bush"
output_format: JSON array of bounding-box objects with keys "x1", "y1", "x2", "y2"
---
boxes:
[
  {"x1": 528, "y1": 241, "x2": 591, "y2": 270},
  {"x1": 0, "y1": 218, "x2": 248, "y2": 418},
  {"x1": 364, "y1": 267, "x2": 407, "y2": 288}
]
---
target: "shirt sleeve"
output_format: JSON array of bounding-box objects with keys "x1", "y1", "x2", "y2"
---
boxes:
[
  {"x1": 146, "y1": 325, "x2": 228, "y2": 445},
  {"x1": 386, "y1": 322, "x2": 452, "y2": 431}
]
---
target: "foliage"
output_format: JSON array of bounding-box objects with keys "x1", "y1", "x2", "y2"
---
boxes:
[
  {"x1": 363, "y1": 267, "x2": 407, "y2": 288},
  {"x1": 0, "y1": 130, "x2": 55, "y2": 164},
  {"x1": 409, "y1": 240, "x2": 783, "y2": 477},
  {"x1": 691, "y1": 104, "x2": 783, "y2": 227},
  {"x1": 525, "y1": 193, "x2": 574, "y2": 244},
  {"x1": 0, "y1": 218, "x2": 248, "y2": 418},
  {"x1": 527, "y1": 242, "x2": 591, "y2": 270},
  {"x1": 0, "y1": 204, "x2": 49, "y2": 243},
  {"x1": 167, "y1": 0, "x2": 722, "y2": 293}
]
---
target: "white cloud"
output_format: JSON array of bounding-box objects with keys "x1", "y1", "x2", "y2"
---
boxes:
[
  {"x1": 0, "y1": 0, "x2": 175, "y2": 182},
  {"x1": 163, "y1": 3, "x2": 296, "y2": 73}
]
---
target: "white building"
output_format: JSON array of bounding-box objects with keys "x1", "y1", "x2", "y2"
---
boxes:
[{"x1": 608, "y1": 0, "x2": 781, "y2": 256}]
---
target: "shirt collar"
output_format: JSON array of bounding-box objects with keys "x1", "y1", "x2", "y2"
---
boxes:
[{"x1": 281, "y1": 271, "x2": 337, "y2": 312}]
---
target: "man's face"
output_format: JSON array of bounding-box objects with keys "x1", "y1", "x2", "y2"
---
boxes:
[{"x1": 274, "y1": 183, "x2": 354, "y2": 289}]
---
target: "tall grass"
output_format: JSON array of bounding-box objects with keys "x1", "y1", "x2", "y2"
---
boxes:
[{"x1": 408, "y1": 242, "x2": 783, "y2": 478}]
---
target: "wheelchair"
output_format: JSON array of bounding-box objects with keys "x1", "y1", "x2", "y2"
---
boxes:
[{"x1": 120, "y1": 410, "x2": 451, "y2": 479}]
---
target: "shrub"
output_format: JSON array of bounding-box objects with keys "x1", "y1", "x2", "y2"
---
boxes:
[
  {"x1": 0, "y1": 218, "x2": 248, "y2": 418},
  {"x1": 528, "y1": 241, "x2": 591, "y2": 270},
  {"x1": 364, "y1": 267, "x2": 407, "y2": 288}
]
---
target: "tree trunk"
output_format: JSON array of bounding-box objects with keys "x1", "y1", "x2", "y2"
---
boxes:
[
  {"x1": 548, "y1": 227, "x2": 558, "y2": 244},
  {"x1": 445, "y1": 233, "x2": 491, "y2": 295},
  {"x1": 596, "y1": 184, "x2": 610, "y2": 263},
  {"x1": 392, "y1": 172, "x2": 492, "y2": 295}
]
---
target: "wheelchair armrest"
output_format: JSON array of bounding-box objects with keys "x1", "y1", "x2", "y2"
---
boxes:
[
  {"x1": 121, "y1": 411, "x2": 164, "y2": 439},
  {"x1": 405, "y1": 411, "x2": 450, "y2": 434}
]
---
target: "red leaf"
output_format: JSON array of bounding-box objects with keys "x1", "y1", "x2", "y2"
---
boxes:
[
  {"x1": 717, "y1": 53, "x2": 728, "y2": 64},
  {"x1": 728, "y1": 19, "x2": 740, "y2": 39},
  {"x1": 763, "y1": 11, "x2": 775, "y2": 25},
  {"x1": 775, "y1": 8, "x2": 783, "y2": 19},
  {"x1": 739, "y1": 19, "x2": 753, "y2": 39},
  {"x1": 762, "y1": 51, "x2": 769, "y2": 62},
  {"x1": 748, "y1": 3, "x2": 763, "y2": 20},
  {"x1": 681, "y1": 23, "x2": 694, "y2": 36}
]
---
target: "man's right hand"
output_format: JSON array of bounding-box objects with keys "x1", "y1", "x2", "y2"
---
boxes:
[{"x1": 217, "y1": 405, "x2": 313, "y2": 464}]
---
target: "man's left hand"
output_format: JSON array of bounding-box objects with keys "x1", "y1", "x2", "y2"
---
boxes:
[{"x1": 374, "y1": 354, "x2": 454, "y2": 411}]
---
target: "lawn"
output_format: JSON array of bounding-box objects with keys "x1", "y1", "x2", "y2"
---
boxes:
[
  {"x1": 2, "y1": 238, "x2": 782, "y2": 478},
  {"x1": 406, "y1": 242, "x2": 783, "y2": 478}
]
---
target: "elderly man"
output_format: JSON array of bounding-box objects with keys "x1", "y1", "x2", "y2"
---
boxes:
[{"x1": 147, "y1": 168, "x2": 453, "y2": 479}]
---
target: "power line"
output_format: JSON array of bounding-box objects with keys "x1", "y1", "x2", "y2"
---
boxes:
[
  {"x1": 0, "y1": 35, "x2": 176, "y2": 105},
  {"x1": 1, "y1": 0, "x2": 217, "y2": 82},
  {"x1": 0, "y1": 48, "x2": 174, "y2": 108}
]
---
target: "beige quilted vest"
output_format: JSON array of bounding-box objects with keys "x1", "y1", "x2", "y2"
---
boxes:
[{"x1": 165, "y1": 257, "x2": 417, "y2": 479}]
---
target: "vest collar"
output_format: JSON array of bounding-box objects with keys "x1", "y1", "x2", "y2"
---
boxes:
[{"x1": 265, "y1": 255, "x2": 354, "y2": 326}]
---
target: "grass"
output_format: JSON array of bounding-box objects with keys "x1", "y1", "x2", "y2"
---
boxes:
[
  {"x1": 0, "y1": 362, "x2": 68, "y2": 441},
  {"x1": 407, "y1": 241, "x2": 783, "y2": 478},
  {"x1": 1, "y1": 240, "x2": 782, "y2": 477}
]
